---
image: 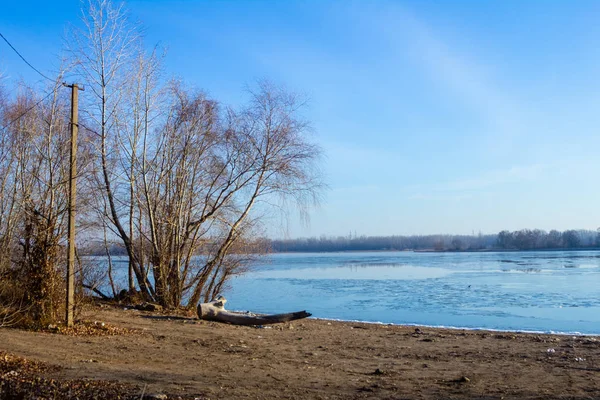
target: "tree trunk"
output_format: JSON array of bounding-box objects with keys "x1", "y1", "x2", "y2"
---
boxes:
[{"x1": 197, "y1": 296, "x2": 311, "y2": 326}]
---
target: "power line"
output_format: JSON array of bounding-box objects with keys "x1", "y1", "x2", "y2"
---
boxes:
[
  {"x1": 0, "y1": 31, "x2": 55, "y2": 83},
  {"x1": 0, "y1": 90, "x2": 57, "y2": 131}
]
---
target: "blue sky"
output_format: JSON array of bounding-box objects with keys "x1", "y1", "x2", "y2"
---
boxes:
[{"x1": 2, "y1": 0, "x2": 600, "y2": 238}]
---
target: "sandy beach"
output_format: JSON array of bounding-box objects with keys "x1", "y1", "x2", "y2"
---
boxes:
[{"x1": 1, "y1": 303, "x2": 599, "y2": 399}]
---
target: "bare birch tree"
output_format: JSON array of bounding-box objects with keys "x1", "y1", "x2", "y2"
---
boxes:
[
  {"x1": 68, "y1": 0, "x2": 156, "y2": 300},
  {"x1": 68, "y1": 0, "x2": 323, "y2": 308}
]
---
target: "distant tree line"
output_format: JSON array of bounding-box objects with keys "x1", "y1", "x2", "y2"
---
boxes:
[
  {"x1": 496, "y1": 229, "x2": 598, "y2": 250},
  {"x1": 271, "y1": 233, "x2": 496, "y2": 252},
  {"x1": 270, "y1": 229, "x2": 600, "y2": 252}
]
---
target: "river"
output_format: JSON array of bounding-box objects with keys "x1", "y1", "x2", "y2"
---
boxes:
[{"x1": 224, "y1": 250, "x2": 600, "y2": 334}]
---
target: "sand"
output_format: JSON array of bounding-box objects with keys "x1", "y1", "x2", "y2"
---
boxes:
[{"x1": 1, "y1": 303, "x2": 599, "y2": 399}]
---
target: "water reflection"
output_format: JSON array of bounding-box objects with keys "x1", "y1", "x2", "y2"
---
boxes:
[{"x1": 254, "y1": 264, "x2": 453, "y2": 280}]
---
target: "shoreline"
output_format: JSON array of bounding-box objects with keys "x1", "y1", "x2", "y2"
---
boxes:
[
  {"x1": 84, "y1": 247, "x2": 600, "y2": 257},
  {"x1": 272, "y1": 247, "x2": 600, "y2": 254},
  {"x1": 1, "y1": 305, "x2": 600, "y2": 399},
  {"x1": 308, "y1": 316, "x2": 600, "y2": 337}
]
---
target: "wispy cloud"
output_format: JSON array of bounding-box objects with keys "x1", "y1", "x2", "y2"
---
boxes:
[
  {"x1": 361, "y1": 3, "x2": 541, "y2": 150},
  {"x1": 404, "y1": 163, "x2": 548, "y2": 200}
]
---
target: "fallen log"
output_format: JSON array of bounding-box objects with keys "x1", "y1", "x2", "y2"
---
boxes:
[{"x1": 197, "y1": 296, "x2": 311, "y2": 326}]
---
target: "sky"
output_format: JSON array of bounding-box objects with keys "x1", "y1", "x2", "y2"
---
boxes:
[{"x1": 2, "y1": 0, "x2": 600, "y2": 238}]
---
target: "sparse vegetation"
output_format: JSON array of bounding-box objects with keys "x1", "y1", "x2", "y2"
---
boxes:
[{"x1": 0, "y1": 0, "x2": 323, "y2": 325}]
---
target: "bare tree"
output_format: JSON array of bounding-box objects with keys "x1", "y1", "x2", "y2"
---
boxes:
[
  {"x1": 183, "y1": 81, "x2": 323, "y2": 307},
  {"x1": 0, "y1": 71, "x2": 86, "y2": 325},
  {"x1": 0, "y1": 81, "x2": 19, "y2": 273},
  {"x1": 67, "y1": 0, "x2": 324, "y2": 308},
  {"x1": 68, "y1": 0, "x2": 155, "y2": 300}
]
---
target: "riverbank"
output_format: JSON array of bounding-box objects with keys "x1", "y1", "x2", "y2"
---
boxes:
[{"x1": 1, "y1": 304, "x2": 599, "y2": 399}]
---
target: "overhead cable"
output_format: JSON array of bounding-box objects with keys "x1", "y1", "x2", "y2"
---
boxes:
[{"x1": 0, "y1": 31, "x2": 55, "y2": 83}]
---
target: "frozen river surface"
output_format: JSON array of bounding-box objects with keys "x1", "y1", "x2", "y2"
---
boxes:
[{"x1": 226, "y1": 251, "x2": 600, "y2": 334}]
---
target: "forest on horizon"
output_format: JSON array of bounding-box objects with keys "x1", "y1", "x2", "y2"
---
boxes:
[
  {"x1": 269, "y1": 228, "x2": 600, "y2": 253},
  {"x1": 89, "y1": 228, "x2": 600, "y2": 255}
]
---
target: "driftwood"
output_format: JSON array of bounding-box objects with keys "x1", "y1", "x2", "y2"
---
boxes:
[{"x1": 197, "y1": 296, "x2": 311, "y2": 326}]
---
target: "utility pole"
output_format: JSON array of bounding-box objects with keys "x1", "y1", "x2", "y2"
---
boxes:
[{"x1": 64, "y1": 83, "x2": 83, "y2": 327}]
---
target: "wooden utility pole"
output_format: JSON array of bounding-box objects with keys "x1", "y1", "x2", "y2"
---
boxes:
[{"x1": 64, "y1": 83, "x2": 82, "y2": 327}]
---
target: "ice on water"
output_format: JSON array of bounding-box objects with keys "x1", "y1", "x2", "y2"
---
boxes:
[{"x1": 228, "y1": 251, "x2": 600, "y2": 335}]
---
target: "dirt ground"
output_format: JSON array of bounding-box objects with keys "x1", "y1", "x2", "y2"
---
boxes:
[{"x1": 1, "y1": 304, "x2": 600, "y2": 399}]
